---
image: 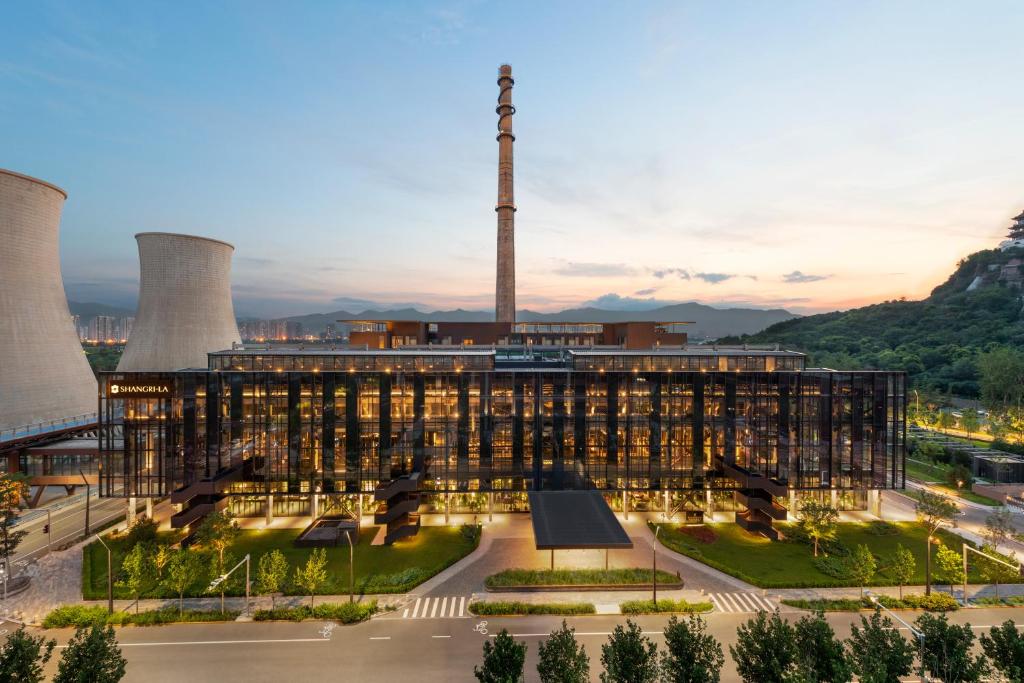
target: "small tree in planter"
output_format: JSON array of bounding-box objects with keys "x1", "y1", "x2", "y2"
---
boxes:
[
  {"x1": 0, "y1": 625, "x2": 55, "y2": 683},
  {"x1": 116, "y1": 542, "x2": 155, "y2": 613},
  {"x1": 195, "y1": 510, "x2": 240, "y2": 613},
  {"x1": 537, "y1": 620, "x2": 589, "y2": 683},
  {"x1": 475, "y1": 629, "x2": 526, "y2": 683},
  {"x1": 256, "y1": 549, "x2": 290, "y2": 610},
  {"x1": 295, "y1": 548, "x2": 328, "y2": 608},
  {"x1": 848, "y1": 544, "x2": 877, "y2": 598},
  {"x1": 890, "y1": 544, "x2": 915, "y2": 600},
  {"x1": 163, "y1": 547, "x2": 205, "y2": 615}
]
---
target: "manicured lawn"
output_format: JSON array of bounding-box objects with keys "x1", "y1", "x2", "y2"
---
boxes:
[
  {"x1": 83, "y1": 525, "x2": 479, "y2": 600},
  {"x1": 905, "y1": 458, "x2": 1002, "y2": 506},
  {"x1": 653, "y1": 521, "x2": 1017, "y2": 589}
]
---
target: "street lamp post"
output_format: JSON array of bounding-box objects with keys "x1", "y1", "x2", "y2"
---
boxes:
[
  {"x1": 962, "y1": 544, "x2": 1021, "y2": 605},
  {"x1": 866, "y1": 592, "x2": 926, "y2": 681},
  {"x1": 653, "y1": 526, "x2": 661, "y2": 606},
  {"x1": 79, "y1": 470, "x2": 90, "y2": 538},
  {"x1": 344, "y1": 530, "x2": 354, "y2": 604},
  {"x1": 94, "y1": 534, "x2": 113, "y2": 614},
  {"x1": 209, "y1": 553, "x2": 251, "y2": 616}
]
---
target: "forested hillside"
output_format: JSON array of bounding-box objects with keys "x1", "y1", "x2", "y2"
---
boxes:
[{"x1": 726, "y1": 248, "x2": 1024, "y2": 397}]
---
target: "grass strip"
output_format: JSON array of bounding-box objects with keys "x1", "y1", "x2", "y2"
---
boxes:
[
  {"x1": 252, "y1": 600, "x2": 378, "y2": 623},
  {"x1": 43, "y1": 605, "x2": 241, "y2": 628},
  {"x1": 781, "y1": 593, "x2": 959, "y2": 612}
]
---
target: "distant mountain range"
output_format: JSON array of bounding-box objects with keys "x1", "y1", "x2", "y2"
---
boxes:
[
  {"x1": 69, "y1": 300, "x2": 799, "y2": 340},
  {"x1": 276, "y1": 302, "x2": 798, "y2": 341}
]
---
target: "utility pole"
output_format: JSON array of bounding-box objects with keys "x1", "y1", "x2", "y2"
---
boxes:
[{"x1": 345, "y1": 530, "x2": 354, "y2": 603}]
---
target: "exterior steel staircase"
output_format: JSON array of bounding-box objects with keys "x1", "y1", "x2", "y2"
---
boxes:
[
  {"x1": 170, "y1": 457, "x2": 261, "y2": 529},
  {"x1": 717, "y1": 456, "x2": 787, "y2": 541},
  {"x1": 374, "y1": 471, "x2": 422, "y2": 544}
]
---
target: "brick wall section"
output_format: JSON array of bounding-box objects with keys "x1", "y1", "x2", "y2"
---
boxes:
[
  {"x1": 0, "y1": 169, "x2": 97, "y2": 430},
  {"x1": 117, "y1": 232, "x2": 241, "y2": 371}
]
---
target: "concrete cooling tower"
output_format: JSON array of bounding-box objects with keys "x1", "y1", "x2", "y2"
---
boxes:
[
  {"x1": 0, "y1": 169, "x2": 97, "y2": 431},
  {"x1": 117, "y1": 232, "x2": 241, "y2": 372}
]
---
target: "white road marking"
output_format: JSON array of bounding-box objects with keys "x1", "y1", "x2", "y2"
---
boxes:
[
  {"x1": 369, "y1": 636, "x2": 391, "y2": 640},
  {"x1": 430, "y1": 598, "x2": 440, "y2": 618},
  {"x1": 432, "y1": 635, "x2": 451, "y2": 639},
  {"x1": 440, "y1": 597, "x2": 448, "y2": 618},
  {"x1": 410, "y1": 598, "x2": 422, "y2": 619},
  {"x1": 400, "y1": 596, "x2": 470, "y2": 619},
  {"x1": 458, "y1": 596, "x2": 466, "y2": 617},
  {"x1": 710, "y1": 592, "x2": 777, "y2": 613},
  {"x1": 57, "y1": 638, "x2": 330, "y2": 648}
]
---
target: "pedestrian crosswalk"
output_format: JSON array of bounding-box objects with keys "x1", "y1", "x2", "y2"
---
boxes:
[
  {"x1": 402, "y1": 596, "x2": 468, "y2": 619},
  {"x1": 708, "y1": 592, "x2": 776, "y2": 613}
]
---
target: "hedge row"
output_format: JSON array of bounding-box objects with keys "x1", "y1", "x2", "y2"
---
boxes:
[
  {"x1": 469, "y1": 601, "x2": 595, "y2": 616},
  {"x1": 485, "y1": 568, "x2": 682, "y2": 588},
  {"x1": 252, "y1": 601, "x2": 378, "y2": 623},
  {"x1": 780, "y1": 593, "x2": 959, "y2": 612},
  {"x1": 43, "y1": 605, "x2": 240, "y2": 629},
  {"x1": 620, "y1": 599, "x2": 713, "y2": 614}
]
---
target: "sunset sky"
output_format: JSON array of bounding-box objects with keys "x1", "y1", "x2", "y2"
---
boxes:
[{"x1": 2, "y1": 1, "x2": 1021, "y2": 318}]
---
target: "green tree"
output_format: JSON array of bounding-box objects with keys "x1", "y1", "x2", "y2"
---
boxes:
[
  {"x1": 256, "y1": 549, "x2": 290, "y2": 610},
  {"x1": 889, "y1": 544, "x2": 915, "y2": 600},
  {"x1": 793, "y1": 610, "x2": 852, "y2": 683},
  {"x1": 796, "y1": 500, "x2": 839, "y2": 557},
  {"x1": 0, "y1": 474, "x2": 29, "y2": 571},
  {"x1": 946, "y1": 464, "x2": 972, "y2": 491},
  {"x1": 935, "y1": 542, "x2": 965, "y2": 595},
  {"x1": 0, "y1": 625, "x2": 55, "y2": 683},
  {"x1": 848, "y1": 544, "x2": 877, "y2": 598},
  {"x1": 845, "y1": 609, "x2": 916, "y2": 683},
  {"x1": 980, "y1": 620, "x2": 1024, "y2": 682},
  {"x1": 195, "y1": 510, "x2": 240, "y2": 613},
  {"x1": 915, "y1": 490, "x2": 958, "y2": 595},
  {"x1": 153, "y1": 543, "x2": 172, "y2": 581},
  {"x1": 937, "y1": 410, "x2": 955, "y2": 434},
  {"x1": 977, "y1": 544, "x2": 1018, "y2": 601},
  {"x1": 660, "y1": 613, "x2": 724, "y2": 683},
  {"x1": 537, "y1": 620, "x2": 589, "y2": 683},
  {"x1": 977, "y1": 347, "x2": 1024, "y2": 408},
  {"x1": 983, "y1": 508, "x2": 1016, "y2": 549},
  {"x1": 915, "y1": 612, "x2": 990, "y2": 682},
  {"x1": 729, "y1": 610, "x2": 798, "y2": 683},
  {"x1": 474, "y1": 629, "x2": 526, "y2": 683},
  {"x1": 959, "y1": 409, "x2": 981, "y2": 439},
  {"x1": 163, "y1": 547, "x2": 205, "y2": 614},
  {"x1": 116, "y1": 542, "x2": 154, "y2": 613},
  {"x1": 53, "y1": 624, "x2": 127, "y2": 683},
  {"x1": 600, "y1": 620, "x2": 658, "y2": 683},
  {"x1": 294, "y1": 548, "x2": 328, "y2": 608}
]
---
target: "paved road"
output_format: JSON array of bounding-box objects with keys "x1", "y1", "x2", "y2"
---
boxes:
[
  {"x1": 12, "y1": 493, "x2": 135, "y2": 566},
  {"x1": 4, "y1": 606, "x2": 1019, "y2": 682}
]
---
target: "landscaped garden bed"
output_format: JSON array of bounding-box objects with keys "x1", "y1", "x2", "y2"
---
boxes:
[
  {"x1": 484, "y1": 568, "x2": 683, "y2": 592},
  {"x1": 619, "y1": 598, "x2": 713, "y2": 614},
  {"x1": 251, "y1": 600, "x2": 378, "y2": 623},
  {"x1": 780, "y1": 593, "x2": 959, "y2": 612},
  {"x1": 652, "y1": 520, "x2": 1018, "y2": 589},
  {"x1": 469, "y1": 601, "x2": 595, "y2": 616},
  {"x1": 83, "y1": 522, "x2": 480, "y2": 600},
  {"x1": 42, "y1": 605, "x2": 242, "y2": 628}
]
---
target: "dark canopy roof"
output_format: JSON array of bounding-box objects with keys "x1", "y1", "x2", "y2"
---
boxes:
[{"x1": 528, "y1": 491, "x2": 633, "y2": 550}]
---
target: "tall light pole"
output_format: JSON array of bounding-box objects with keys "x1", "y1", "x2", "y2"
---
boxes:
[
  {"x1": 79, "y1": 470, "x2": 90, "y2": 538},
  {"x1": 345, "y1": 529, "x2": 354, "y2": 604},
  {"x1": 94, "y1": 534, "x2": 113, "y2": 614},
  {"x1": 652, "y1": 526, "x2": 661, "y2": 606},
  {"x1": 210, "y1": 553, "x2": 251, "y2": 616}
]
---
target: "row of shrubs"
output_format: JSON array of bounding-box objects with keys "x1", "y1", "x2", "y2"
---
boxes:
[
  {"x1": 485, "y1": 568, "x2": 682, "y2": 588},
  {"x1": 469, "y1": 601, "x2": 595, "y2": 616},
  {"x1": 780, "y1": 593, "x2": 960, "y2": 612},
  {"x1": 252, "y1": 600, "x2": 378, "y2": 623},
  {"x1": 620, "y1": 598, "x2": 713, "y2": 614},
  {"x1": 974, "y1": 595, "x2": 1024, "y2": 606},
  {"x1": 43, "y1": 605, "x2": 241, "y2": 629}
]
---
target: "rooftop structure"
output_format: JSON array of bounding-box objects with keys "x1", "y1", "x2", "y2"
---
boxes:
[
  {"x1": 0, "y1": 169, "x2": 97, "y2": 435},
  {"x1": 117, "y1": 232, "x2": 242, "y2": 372}
]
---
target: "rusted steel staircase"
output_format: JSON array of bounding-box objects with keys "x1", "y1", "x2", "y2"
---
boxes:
[
  {"x1": 374, "y1": 471, "x2": 422, "y2": 544},
  {"x1": 717, "y1": 457, "x2": 788, "y2": 541}
]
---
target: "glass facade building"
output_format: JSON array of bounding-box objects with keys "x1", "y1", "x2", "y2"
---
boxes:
[{"x1": 99, "y1": 346, "x2": 905, "y2": 536}]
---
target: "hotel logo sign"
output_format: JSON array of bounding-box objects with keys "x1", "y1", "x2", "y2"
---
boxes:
[{"x1": 107, "y1": 382, "x2": 172, "y2": 398}]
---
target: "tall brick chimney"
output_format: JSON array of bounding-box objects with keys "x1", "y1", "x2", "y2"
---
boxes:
[{"x1": 495, "y1": 64, "x2": 516, "y2": 323}]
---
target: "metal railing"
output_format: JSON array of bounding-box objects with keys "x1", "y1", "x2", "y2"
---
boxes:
[{"x1": 0, "y1": 413, "x2": 98, "y2": 444}]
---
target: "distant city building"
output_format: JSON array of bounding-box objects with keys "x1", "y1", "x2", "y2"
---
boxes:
[
  {"x1": 324, "y1": 323, "x2": 338, "y2": 340},
  {"x1": 88, "y1": 315, "x2": 116, "y2": 342}
]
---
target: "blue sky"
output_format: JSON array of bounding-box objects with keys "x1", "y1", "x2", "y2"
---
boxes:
[{"x1": 2, "y1": 1, "x2": 1022, "y2": 318}]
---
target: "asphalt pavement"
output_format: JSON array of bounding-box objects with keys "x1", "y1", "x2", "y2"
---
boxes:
[{"x1": 4, "y1": 605, "x2": 1020, "y2": 682}]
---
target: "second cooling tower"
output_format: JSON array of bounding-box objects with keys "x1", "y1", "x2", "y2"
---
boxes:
[{"x1": 117, "y1": 233, "x2": 241, "y2": 372}]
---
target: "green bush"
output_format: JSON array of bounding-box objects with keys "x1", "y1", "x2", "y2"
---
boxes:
[
  {"x1": 813, "y1": 555, "x2": 853, "y2": 579},
  {"x1": 252, "y1": 601, "x2": 377, "y2": 623},
  {"x1": 619, "y1": 598, "x2": 713, "y2": 614},
  {"x1": 42, "y1": 605, "x2": 240, "y2": 628},
  {"x1": 974, "y1": 595, "x2": 1024, "y2": 606},
  {"x1": 469, "y1": 601, "x2": 595, "y2": 616},
  {"x1": 780, "y1": 598, "x2": 865, "y2": 612},
  {"x1": 876, "y1": 593, "x2": 959, "y2": 611},
  {"x1": 359, "y1": 567, "x2": 430, "y2": 594},
  {"x1": 866, "y1": 521, "x2": 900, "y2": 536},
  {"x1": 485, "y1": 568, "x2": 681, "y2": 588}
]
